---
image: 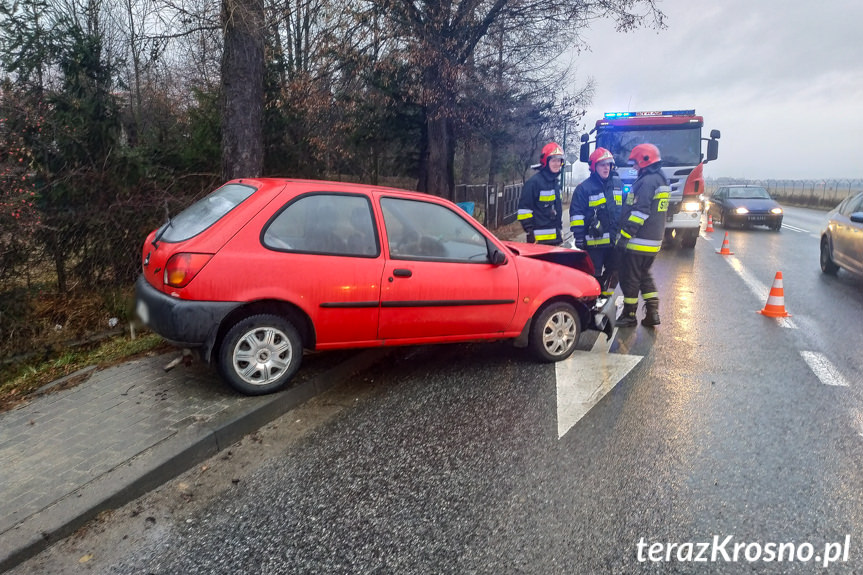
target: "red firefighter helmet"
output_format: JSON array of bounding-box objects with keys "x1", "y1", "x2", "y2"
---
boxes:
[
  {"x1": 628, "y1": 143, "x2": 661, "y2": 169},
  {"x1": 539, "y1": 142, "x2": 565, "y2": 167},
  {"x1": 588, "y1": 147, "x2": 615, "y2": 172}
]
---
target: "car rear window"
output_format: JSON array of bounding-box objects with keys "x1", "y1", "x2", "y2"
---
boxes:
[{"x1": 158, "y1": 183, "x2": 256, "y2": 242}]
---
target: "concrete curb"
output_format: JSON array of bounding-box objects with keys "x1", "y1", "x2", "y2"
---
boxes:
[{"x1": 0, "y1": 348, "x2": 391, "y2": 572}]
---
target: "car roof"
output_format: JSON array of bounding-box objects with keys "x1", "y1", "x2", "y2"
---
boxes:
[{"x1": 235, "y1": 177, "x2": 442, "y2": 204}]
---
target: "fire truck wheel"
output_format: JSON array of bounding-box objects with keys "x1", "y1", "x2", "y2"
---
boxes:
[{"x1": 681, "y1": 229, "x2": 698, "y2": 248}]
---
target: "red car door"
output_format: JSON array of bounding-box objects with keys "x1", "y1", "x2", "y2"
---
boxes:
[
  {"x1": 256, "y1": 192, "x2": 386, "y2": 347},
  {"x1": 377, "y1": 196, "x2": 518, "y2": 341}
]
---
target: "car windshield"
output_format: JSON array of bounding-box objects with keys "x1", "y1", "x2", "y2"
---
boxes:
[
  {"x1": 727, "y1": 187, "x2": 771, "y2": 199},
  {"x1": 596, "y1": 125, "x2": 702, "y2": 167},
  {"x1": 159, "y1": 183, "x2": 256, "y2": 242}
]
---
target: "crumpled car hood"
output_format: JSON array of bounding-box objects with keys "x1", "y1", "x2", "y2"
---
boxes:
[{"x1": 503, "y1": 241, "x2": 596, "y2": 277}]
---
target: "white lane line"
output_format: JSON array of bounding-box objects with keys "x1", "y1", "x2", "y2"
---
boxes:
[
  {"x1": 781, "y1": 224, "x2": 809, "y2": 233},
  {"x1": 722, "y1": 254, "x2": 798, "y2": 329},
  {"x1": 800, "y1": 351, "x2": 850, "y2": 387}
]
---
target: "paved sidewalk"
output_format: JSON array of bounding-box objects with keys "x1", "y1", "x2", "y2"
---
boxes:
[{"x1": 0, "y1": 348, "x2": 388, "y2": 572}]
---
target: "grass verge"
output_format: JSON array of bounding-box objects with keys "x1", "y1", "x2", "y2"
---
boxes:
[{"x1": 0, "y1": 332, "x2": 172, "y2": 413}]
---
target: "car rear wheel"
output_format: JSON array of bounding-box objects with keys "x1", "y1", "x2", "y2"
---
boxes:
[
  {"x1": 529, "y1": 302, "x2": 581, "y2": 363},
  {"x1": 217, "y1": 314, "x2": 303, "y2": 395},
  {"x1": 820, "y1": 237, "x2": 839, "y2": 275}
]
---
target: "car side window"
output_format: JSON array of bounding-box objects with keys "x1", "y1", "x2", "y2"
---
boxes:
[
  {"x1": 841, "y1": 194, "x2": 863, "y2": 216},
  {"x1": 380, "y1": 197, "x2": 490, "y2": 263},
  {"x1": 263, "y1": 193, "x2": 379, "y2": 257}
]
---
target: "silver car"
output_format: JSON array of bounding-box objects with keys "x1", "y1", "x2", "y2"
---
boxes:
[{"x1": 821, "y1": 191, "x2": 863, "y2": 276}]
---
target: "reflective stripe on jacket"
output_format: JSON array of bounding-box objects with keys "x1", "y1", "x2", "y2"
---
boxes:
[
  {"x1": 569, "y1": 171, "x2": 623, "y2": 247},
  {"x1": 518, "y1": 167, "x2": 563, "y2": 242},
  {"x1": 618, "y1": 163, "x2": 669, "y2": 254}
]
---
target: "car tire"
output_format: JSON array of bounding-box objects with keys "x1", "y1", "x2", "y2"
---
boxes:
[
  {"x1": 217, "y1": 314, "x2": 303, "y2": 395},
  {"x1": 820, "y1": 237, "x2": 840, "y2": 275},
  {"x1": 529, "y1": 302, "x2": 581, "y2": 363},
  {"x1": 771, "y1": 221, "x2": 782, "y2": 231},
  {"x1": 720, "y1": 210, "x2": 730, "y2": 229}
]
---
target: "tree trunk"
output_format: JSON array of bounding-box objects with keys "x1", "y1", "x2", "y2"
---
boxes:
[
  {"x1": 425, "y1": 112, "x2": 453, "y2": 199},
  {"x1": 417, "y1": 53, "x2": 456, "y2": 200},
  {"x1": 488, "y1": 138, "x2": 500, "y2": 187},
  {"x1": 461, "y1": 137, "x2": 472, "y2": 185},
  {"x1": 221, "y1": 0, "x2": 265, "y2": 181}
]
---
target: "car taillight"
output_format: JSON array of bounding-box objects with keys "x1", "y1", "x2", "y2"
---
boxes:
[{"x1": 164, "y1": 253, "x2": 213, "y2": 288}]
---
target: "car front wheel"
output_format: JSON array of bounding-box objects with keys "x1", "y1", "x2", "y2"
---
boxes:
[
  {"x1": 217, "y1": 314, "x2": 303, "y2": 395},
  {"x1": 820, "y1": 237, "x2": 839, "y2": 275},
  {"x1": 529, "y1": 302, "x2": 581, "y2": 362}
]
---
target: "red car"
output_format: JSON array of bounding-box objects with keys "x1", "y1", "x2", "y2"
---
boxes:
[{"x1": 135, "y1": 179, "x2": 613, "y2": 395}]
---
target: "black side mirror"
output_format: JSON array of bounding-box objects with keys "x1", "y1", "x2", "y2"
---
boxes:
[
  {"x1": 579, "y1": 141, "x2": 590, "y2": 164},
  {"x1": 706, "y1": 138, "x2": 719, "y2": 163},
  {"x1": 850, "y1": 212, "x2": 863, "y2": 224},
  {"x1": 490, "y1": 248, "x2": 507, "y2": 265}
]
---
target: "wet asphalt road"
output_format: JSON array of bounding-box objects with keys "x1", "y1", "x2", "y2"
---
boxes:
[{"x1": 21, "y1": 207, "x2": 863, "y2": 573}]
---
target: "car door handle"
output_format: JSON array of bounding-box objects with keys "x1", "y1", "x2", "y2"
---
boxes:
[{"x1": 392, "y1": 269, "x2": 412, "y2": 278}]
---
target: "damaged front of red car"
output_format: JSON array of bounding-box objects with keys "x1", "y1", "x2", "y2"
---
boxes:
[{"x1": 502, "y1": 241, "x2": 616, "y2": 359}]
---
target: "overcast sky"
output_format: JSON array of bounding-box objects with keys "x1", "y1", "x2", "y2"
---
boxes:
[{"x1": 566, "y1": 0, "x2": 863, "y2": 181}]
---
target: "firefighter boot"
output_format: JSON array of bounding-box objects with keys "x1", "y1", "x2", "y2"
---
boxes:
[
  {"x1": 642, "y1": 299, "x2": 660, "y2": 327},
  {"x1": 616, "y1": 303, "x2": 639, "y2": 328}
]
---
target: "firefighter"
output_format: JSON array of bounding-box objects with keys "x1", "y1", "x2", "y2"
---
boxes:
[
  {"x1": 570, "y1": 147, "x2": 623, "y2": 298},
  {"x1": 615, "y1": 143, "x2": 670, "y2": 327},
  {"x1": 518, "y1": 142, "x2": 565, "y2": 245}
]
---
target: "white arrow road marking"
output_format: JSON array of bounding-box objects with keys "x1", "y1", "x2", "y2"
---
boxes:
[
  {"x1": 555, "y1": 349, "x2": 643, "y2": 439},
  {"x1": 800, "y1": 351, "x2": 850, "y2": 387}
]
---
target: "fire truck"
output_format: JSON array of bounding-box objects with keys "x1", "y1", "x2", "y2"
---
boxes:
[{"x1": 579, "y1": 109, "x2": 720, "y2": 249}]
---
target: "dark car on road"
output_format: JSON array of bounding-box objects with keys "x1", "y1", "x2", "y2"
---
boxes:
[
  {"x1": 136, "y1": 178, "x2": 613, "y2": 396},
  {"x1": 821, "y1": 191, "x2": 863, "y2": 277},
  {"x1": 707, "y1": 185, "x2": 783, "y2": 230}
]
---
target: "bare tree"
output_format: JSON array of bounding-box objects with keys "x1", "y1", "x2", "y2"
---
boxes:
[{"x1": 378, "y1": 0, "x2": 664, "y2": 199}]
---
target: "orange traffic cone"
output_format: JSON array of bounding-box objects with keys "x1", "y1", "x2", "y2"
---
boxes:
[
  {"x1": 705, "y1": 215, "x2": 715, "y2": 232},
  {"x1": 759, "y1": 271, "x2": 792, "y2": 317},
  {"x1": 716, "y1": 231, "x2": 734, "y2": 255}
]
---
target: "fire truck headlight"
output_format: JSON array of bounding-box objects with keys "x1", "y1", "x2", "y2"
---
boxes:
[
  {"x1": 771, "y1": 207, "x2": 783, "y2": 214},
  {"x1": 735, "y1": 207, "x2": 750, "y2": 215},
  {"x1": 682, "y1": 201, "x2": 701, "y2": 212}
]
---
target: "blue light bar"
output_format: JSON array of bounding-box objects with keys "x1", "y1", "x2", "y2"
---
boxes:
[{"x1": 604, "y1": 109, "x2": 696, "y2": 119}]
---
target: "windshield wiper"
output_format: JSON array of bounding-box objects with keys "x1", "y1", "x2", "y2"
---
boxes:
[
  {"x1": 151, "y1": 199, "x2": 173, "y2": 248},
  {"x1": 151, "y1": 219, "x2": 173, "y2": 248}
]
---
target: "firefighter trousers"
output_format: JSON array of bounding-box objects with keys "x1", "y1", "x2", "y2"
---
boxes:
[
  {"x1": 586, "y1": 246, "x2": 618, "y2": 296},
  {"x1": 619, "y1": 251, "x2": 658, "y2": 306}
]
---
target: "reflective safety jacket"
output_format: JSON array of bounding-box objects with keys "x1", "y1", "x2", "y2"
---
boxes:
[
  {"x1": 618, "y1": 163, "x2": 670, "y2": 254},
  {"x1": 569, "y1": 171, "x2": 624, "y2": 248},
  {"x1": 517, "y1": 167, "x2": 563, "y2": 244}
]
